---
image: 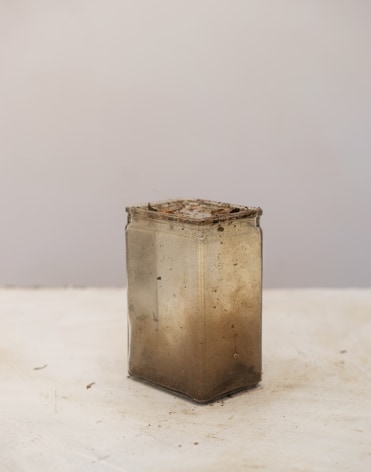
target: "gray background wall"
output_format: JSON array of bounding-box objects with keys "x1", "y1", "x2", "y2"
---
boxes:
[{"x1": 1, "y1": 0, "x2": 370, "y2": 288}]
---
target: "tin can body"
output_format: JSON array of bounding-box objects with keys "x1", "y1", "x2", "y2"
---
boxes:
[{"x1": 126, "y1": 199, "x2": 262, "y2": 403}]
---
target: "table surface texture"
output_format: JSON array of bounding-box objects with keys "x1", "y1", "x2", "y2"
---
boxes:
[{"x1": 0, "y1": 288, "x2": 370, "y2": 472}]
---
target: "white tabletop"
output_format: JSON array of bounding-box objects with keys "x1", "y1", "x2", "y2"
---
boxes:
[{"x1": 0, "y1": 288, "x2": 370, "y2": 471}]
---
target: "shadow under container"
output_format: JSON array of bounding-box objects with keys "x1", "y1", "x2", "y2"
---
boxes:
[{"x1": 126, "y1": 199, "x2": 263, "y2": 403}]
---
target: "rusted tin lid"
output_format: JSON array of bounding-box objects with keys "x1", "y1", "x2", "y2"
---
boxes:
[{"x1": 126, "y1": 199, "x2": 262, "y2": 225}]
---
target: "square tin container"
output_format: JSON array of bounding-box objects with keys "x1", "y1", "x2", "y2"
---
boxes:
[{"x1": 126, "y1": 199, "x2": 263, "y2": 403}]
